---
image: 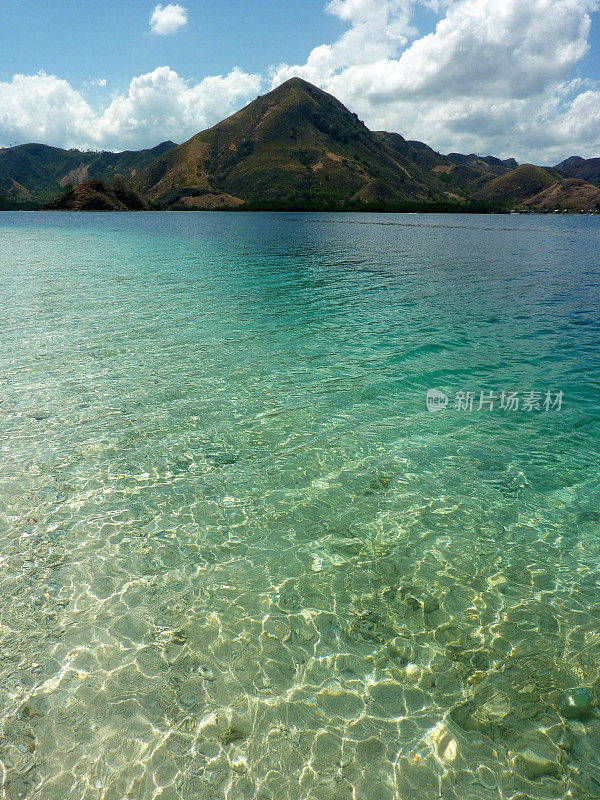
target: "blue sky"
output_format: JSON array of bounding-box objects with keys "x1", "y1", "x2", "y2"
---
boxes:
[
  {"x1": 0, "y1": 1, "x2": 343, "y2": 92},
  {"x1": 1, "y1": 0, "x2": 599, "y2": 163}
]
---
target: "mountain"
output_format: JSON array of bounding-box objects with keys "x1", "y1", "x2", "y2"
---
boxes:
[
  {"x1": 444, "y1": 153, "x2": 517, "y2": 190},
  {"x1": 0, "y1": 140, "x2": 175, "y2": 204},
  {"x1": 1, "y1": 77, "x2": 598, "y2": 212},
  {"x1": 554, "y1": 156, "x2": 600, "y2": 189},
  {"x1": 520, "y1": 178, "x2": 600, "y2": 212},
  {"x1": 475, "y1": 164, "x2": 563, "y2": 205},
  {"x1": 44, "y1": 179, "x2": 149, "y2": 211},
  {"x1": 135, "y1": 78, "x2": 465, "y2": 208}
]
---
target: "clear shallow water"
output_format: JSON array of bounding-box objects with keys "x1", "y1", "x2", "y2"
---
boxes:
[{"x1": 0, "y1": 211, "x2": 599, "y2": 800}]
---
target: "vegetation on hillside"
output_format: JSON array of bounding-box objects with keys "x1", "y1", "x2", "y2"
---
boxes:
[
  {"x1": 135, "y1": 78, "x2": 466, "y2": 209},
  {"x1": 555, "y1": 156, "x2": 600, "y2": 189},
  {"x1": 520, "y1": 178, "x2": 600, "y2": 212},
  {"x1": 0, "y1": 140, "x2": 175, "y2": 205}
]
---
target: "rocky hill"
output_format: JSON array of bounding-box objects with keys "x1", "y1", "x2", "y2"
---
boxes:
[{"x1": 44, "y1": 179, "x2": 149, "y2": 211}]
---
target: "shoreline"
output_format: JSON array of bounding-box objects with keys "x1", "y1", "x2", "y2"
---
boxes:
[{"x1": 2, "y1": 207, "x2": 600, "y2": 215}]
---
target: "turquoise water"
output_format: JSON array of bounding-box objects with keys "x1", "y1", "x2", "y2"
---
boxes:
[{"x1": 0, "y1": 211, "x2": 599, "y2": 800}]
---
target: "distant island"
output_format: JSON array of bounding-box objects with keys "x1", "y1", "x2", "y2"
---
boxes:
[{"x1": 1, "y1": 78, "x2": 599, "y2": 214}]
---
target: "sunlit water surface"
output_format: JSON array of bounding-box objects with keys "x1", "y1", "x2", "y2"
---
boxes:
[{"x1": 1, "y1": 211, "x2": 600, "y2": 800}]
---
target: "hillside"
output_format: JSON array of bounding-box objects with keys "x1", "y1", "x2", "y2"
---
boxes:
[
  {"x1": 0, "y1": 140, "x2": 175, "y2": 204},
  {"x1": 44, "y1": 179, "x2": 149, "y2": 211},
  {"x1": 555, "y1": 156, "x2": 600, "y2": 188},
  {"x1": 447, "y1": 153, "x2": 518, "y2": 171},
  {"x1": 520, "y1": 178, "x2": 600, "y2": 212},
  {"x1": 444, "y1": 153, "x2": 518, "y2": 190},
  {"x1": 475, "y1": 164, "x2": 562, "y2": 205},
  {"x1": 368, "y1": 136, "x2": 518, "y2": 195},
  {"x1": 135, "y1": 78, "x2": 461, "y2": 208}
]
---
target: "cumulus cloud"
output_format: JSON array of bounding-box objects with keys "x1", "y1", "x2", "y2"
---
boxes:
[
  {"x1": 0, "y1": 72, "x2": 96, "y2": 148},
  {"x1": 272, "y1": 0, "x2": 416, "y2": 87},
  {"x1": 0, "y1": 67, "x2": 261, "y2": 151},
  {"x1": 271, "y1": 0, "x2": 600, "y2": 162},
  {"x1": 96, "y1": 66, "x2": 261, "y2": 148},
  {"x1": 149, "y1": 3, "x2": 188, "y2": 35}
]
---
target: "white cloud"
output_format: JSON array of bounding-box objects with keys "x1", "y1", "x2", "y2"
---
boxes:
[
  {"x1": 96, "y1": 66, "x2": 261, "y2": 149},
  {"x1": 1, "y1": 1, "x2": 599, "y2": 161},
  {"x1": 0, "y1": 67, "x2": 261, "y2": 151},
  {"x1": 271, "y1": 0, "x2": 600, "y2": 162},
  {"x1": 149, "y1": 3, "x2": 188, "y2": 35},
  {"x1": 0, "y1": 72, "x2": 96, "y2": 148},
  {"x1": 272, "y1": 0, "x2": 416, "y2": 87}
]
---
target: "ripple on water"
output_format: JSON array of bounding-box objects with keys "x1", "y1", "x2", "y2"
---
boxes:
[{"x1": 0, "y1": 211, "x2": 599, "y2": 799}]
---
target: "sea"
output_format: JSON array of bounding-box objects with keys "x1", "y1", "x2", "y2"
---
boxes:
[{"x1": 0, "y1": 211, "x2": 599, "y2": 800}]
